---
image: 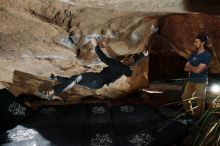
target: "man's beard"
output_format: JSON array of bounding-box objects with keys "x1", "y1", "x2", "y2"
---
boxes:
[{"x1": 194, "y1": 46, "x2": 200, "y2": 51}]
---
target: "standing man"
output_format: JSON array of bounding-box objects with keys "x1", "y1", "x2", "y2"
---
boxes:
[{"x1": 181, "y1": 33, "x2": 212, "y2": 119}]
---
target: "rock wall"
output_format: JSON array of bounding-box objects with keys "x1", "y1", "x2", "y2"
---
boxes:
[
  {"x1": 151, "y1": 13, "x2": 220, "y2": 74},
  {"x1": 0, "y1": 0, "x2": 152, "y2": 98},
  {"x1": 0, "y1": 0, "x2": 220, "y2": 99}
]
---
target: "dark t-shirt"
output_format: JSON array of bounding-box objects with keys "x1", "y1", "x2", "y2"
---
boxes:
[
  {"x1": 188, "y1": 51, "x2": 211, "y2": 83},
  {"x1": 95, "y1": 45, "x2": 132, "y2": 85}
]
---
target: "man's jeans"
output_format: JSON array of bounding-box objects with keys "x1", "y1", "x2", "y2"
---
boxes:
[
  {"x1": 181, "y1": 81, "x2": 207, "y2": 118},
  {"x1": 52, "y1": 72, "x2": 105, "y2": 95}
]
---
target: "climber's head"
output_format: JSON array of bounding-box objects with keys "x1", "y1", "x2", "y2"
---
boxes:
[
  {"x1": 195, "y1": 33, "x2": 210, "y2": 51},
  {"x1": 121, "y1": 54, "x2": 137, "y2": 67}
]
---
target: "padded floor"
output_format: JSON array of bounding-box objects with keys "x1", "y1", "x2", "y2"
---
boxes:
[{"x1": 0, "y1": 104, "x2": 190, "y2": 146}]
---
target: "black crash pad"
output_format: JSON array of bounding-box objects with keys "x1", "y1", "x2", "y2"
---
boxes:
[
  {"x1": 86, "y1": 103, "x2": 112, "y2": 126},
  {"x1": 112, "y1": 105, "x2": 163, "y2": 127},
  {"x1": 83, "y1": 126, "x2": 118, "y2": 146},
  {"x1": 0, "y1": 89, "x2": 29, "y2": 131},
  {"x1": 0, "y1": 103, "x2": 190, "y2": 146},
  {"x1": 1, "y1": 124, "x2": 83, "y2": 146}
]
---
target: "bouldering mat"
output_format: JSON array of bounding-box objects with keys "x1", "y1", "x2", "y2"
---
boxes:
[
  {"x1": 112, "y1": 105, "x2": 163, "y2": 127},
  {"x1": 86, "y1": 103, "x2": 112, "y2": 126},
  {"x1": 0, "y1": 103, "x2": 190, "y2": 146},
  {"x1": 83, "y1": 125, "x2": 118, "y2": 146}
]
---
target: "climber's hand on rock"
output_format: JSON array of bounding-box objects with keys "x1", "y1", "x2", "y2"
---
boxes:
[
  {"x1": 91, "y1": 38, "x2": 98, "y2": 47},
  {"x1": 100, "y1": 38, "x2": 107, "y2": 47}
]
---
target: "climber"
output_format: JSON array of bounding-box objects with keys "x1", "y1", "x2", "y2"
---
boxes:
[{"x1": 40, "y1": 38, "x2": 149, "y2": 100}]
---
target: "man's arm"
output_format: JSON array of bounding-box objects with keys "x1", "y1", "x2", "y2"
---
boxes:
[
  {"x1": 91, "y1": 38, "x2": 116, "y2": 66},
  {"x1": 95, "y1": 45, "x2": 115, "y2": 66},
  {"x1": 95, "y1": 45, "x2": 132, "y2": 77},
  {"x1": 184, "y1": 62, "x2": 207, "y2": 74}
]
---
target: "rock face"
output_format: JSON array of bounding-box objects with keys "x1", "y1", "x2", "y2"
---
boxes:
[
  {"x1": 0, "y1": 0, "x2": 151, "y2": 99},
  {"x1": 0, "y1": 0, "x2": 220, "y2": 100},
  {"x1": 147, "y1": 13, "x2": 220, "y2": 81},
  {"x1": 9, "y1": 58, "x2": 148, "y2": 100}
]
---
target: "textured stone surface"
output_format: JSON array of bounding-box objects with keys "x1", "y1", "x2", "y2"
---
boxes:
[
  {"x1": 151, "y1": 13, "x2": 220, "y2": 73},
  {"x1": 0, "y1": 0, "x2": 220, "y2": 101}
]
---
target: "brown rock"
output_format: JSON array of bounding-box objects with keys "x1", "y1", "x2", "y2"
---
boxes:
[
  {"x1": 150, "y1": 13, "x2": 220, "y2": 74},
  {"x1": 9, "y1": 55, "x2": 148, "y2": 100},
  {"x1": 149, "y1": 14, "x2": 220, "y2": 78}
]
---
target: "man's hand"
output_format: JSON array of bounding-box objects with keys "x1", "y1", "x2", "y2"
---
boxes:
[
  {"x1": 91, "y1": 38, "x2": 98, "y2": 47},
  {"x1": 143, "y1": 50, "x2": 149, "y2": 56},
  {"x1": 91, "y1": 37, "x2": 107, "y2": 48},
  {"x1": 184, "y1": 62, "x2": 207, "y2": 74},
  {"x1": 100, "y1": 38, "x2": 107, "y2": 47},
  {"x1": 184, "y1": 62, "x2": 191, "y2": 72}
]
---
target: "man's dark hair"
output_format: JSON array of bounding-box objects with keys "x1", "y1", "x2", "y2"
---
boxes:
[
  {"x1": 196, "y1": 32, "x2": 211, "y2": 51},
  {"x1": 196, "y1": 32, "x2": 208, "y2": 42}
]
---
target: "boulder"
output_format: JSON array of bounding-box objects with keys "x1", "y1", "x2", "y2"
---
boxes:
[
  {"x1": 146, "y1": 13, "x2": 220, "y2": 81},
  {"x1": 0, "y1": 1, "x2": 151, "y2": 100},
  {"x1": 154, "y1": 13, "x2": 220, "y2": 73},
  {"x1": 8, "y1": 52, "x2": 148, "y2": 100}
]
